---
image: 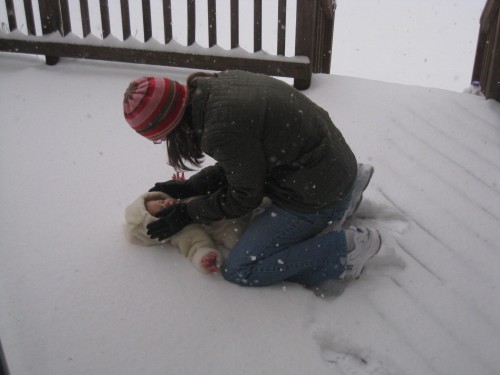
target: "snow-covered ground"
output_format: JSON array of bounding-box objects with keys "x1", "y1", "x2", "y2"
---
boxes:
[
  {"x1": 1, "y1": 54, "x2": 499, "y2": 375},
  {"x1": 1, "y1": 1, "x2": 499, "y2": 375}
]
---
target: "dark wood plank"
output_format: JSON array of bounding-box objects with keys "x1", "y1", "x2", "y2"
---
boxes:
[
  {"x1": 277, "y1": 0, "x2": 286, "y2": 55},
  {"x1": 5, "y1": 0, "x2": 17, "y2": 32},
  {"x1": 187, "y1": 0, "x2": 195, "y2": 46},
  {"x1": 120, "y1": 0, "x2": 131, "y2": 40},
  {"x1": 295, "y1": 0, "x2": 317, "y2": 69},
  {"x1": 485, "y1": 16, "x2": 500, "y2": 100},
  {"x1": 142, "y1": 0, "x2": 152, "y2": 42},
  {"x1": 23, "y1": 0, "x2": 36, "y2": 35},
  {"x1": 59, "y1": 0, "x2": 71, "y2": 35},
  {"x1": 80, "y1": 0, "x2": 91, "y2": 37},
  {"x1": 254, "y1": 0, "x2": 262, "y2": 52},
  {"x1": 163, "y1": 0, "x2": 173, "y2": 43},
  {"x1": 320, "y1": 3, "x2": 334, "y2": 73},
  {"x1": 99, "y1": 0, "x2": 111, "y2": 39},
  {"x1": 230, "y1": 0, "x2": 239, "y2": 48},
  {"x1": 208, "y1": 0, "x2": 217, "y2": 47}
]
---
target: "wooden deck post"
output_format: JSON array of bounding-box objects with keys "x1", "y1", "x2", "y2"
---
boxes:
[
  {"x1": 38, "y1": 0, "x2": 61, "y2": 65},
  {"x1": 472, "y1": 0, "x2": 500, "y2": 101},
  {"x1": 294, "y1": 0, "x2": 318, "y2": 89}
]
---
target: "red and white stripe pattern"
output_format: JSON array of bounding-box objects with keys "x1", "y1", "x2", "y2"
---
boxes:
[{"x1": 123, "y1": 77, "x2": 188, "y2": 142}]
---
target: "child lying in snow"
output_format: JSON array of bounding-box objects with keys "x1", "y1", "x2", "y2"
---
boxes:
[{"x1": 124, "y1": 189, "x2": 270, "y2": 274}]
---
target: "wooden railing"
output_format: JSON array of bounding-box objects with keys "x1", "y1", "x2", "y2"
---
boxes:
[
  {"x1": 0, "y1": 0, "x2": 336, "y2": 90},
  {"x1": 472, "y1": 0, "x2": 500, "y2": 101}
]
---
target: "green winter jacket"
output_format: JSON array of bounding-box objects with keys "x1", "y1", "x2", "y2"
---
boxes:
[{"x1": 185, "y1": 70, "x2": 357, "y2": 224}]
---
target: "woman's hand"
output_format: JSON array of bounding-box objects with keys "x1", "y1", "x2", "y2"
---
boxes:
[
  {"x1": 149, "y1": 178, "x2": 195, "y2": 199},
  {"x1": 146, "y1": 203, "x2": 192, "y2": 241}
]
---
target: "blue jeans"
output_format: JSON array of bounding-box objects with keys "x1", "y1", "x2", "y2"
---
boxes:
[{"x1": 221, "y1": 192, "x2": 351, "y2": 287}]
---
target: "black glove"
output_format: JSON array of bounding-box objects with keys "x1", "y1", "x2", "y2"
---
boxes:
[
  {"x1": 146, "y1": 203, "x2": 192, "y2": 241},
  {"x1": 148, "y1": 180, "x2": 196, "y2": 199}
]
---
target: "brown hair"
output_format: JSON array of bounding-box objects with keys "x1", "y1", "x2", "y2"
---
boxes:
[
  {"x1": 165, "y1": 72, "x2": 217, "y2": 171},
  {"x1": 166, "y1": 107, "x2": 204, "y2": 171}
]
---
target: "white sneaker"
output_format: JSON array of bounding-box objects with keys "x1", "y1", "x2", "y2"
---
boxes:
[
  {"x1": 343, "y1": 227, "x2": 381, "y2": 281},
  {"x1": 341, "y1": 163, "x2": 374, "y2": 227}
]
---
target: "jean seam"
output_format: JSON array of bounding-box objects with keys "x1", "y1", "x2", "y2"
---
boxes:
[{"x1": 254, "y1": 258, "x2": 340, "y2": 273}]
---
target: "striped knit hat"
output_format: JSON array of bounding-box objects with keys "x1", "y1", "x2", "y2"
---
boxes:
[{"x1": 123, "y1": 77, "x2": 189, "y2": 142}]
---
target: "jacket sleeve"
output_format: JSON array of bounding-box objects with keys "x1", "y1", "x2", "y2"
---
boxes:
[
  {"x1": 169, "y1": 224, "x2": 222, "y2": 273},
  {"x1": 187, "y1": 163, "x2": 227, "y2": 195},
  {"x1": 187, "y1": 130, "x2": 267, "y2": 224}
]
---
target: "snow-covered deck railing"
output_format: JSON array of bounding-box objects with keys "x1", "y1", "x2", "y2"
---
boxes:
[
  {"x1": 0, "y1": 0, "x2": 336, "y2": 90},
  {"x1": 472, "y1": 0, "x2": 500, "y2": 101}
]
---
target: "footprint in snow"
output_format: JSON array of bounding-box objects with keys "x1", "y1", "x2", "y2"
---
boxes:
[
  {"x1": 351, "y1": 199, "x2": 410, "y2": 235},
  {"x1": 317, "y1": 336, "x2": 393, "y2": 375}
]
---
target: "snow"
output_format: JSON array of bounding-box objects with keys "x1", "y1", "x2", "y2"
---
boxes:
[
  {"x1": 332, "y1": 0, "x2": 487, "y2": 92},
  {"x1": 1, "y1": 1, "x2": 500, "y2": 375}
]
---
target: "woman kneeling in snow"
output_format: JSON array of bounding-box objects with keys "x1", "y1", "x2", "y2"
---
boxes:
[{"x1": 122, "y1": 70, "x2": 381, "y2": 297}]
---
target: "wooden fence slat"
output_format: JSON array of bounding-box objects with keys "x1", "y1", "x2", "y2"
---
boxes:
[
  {"x1": 320, "y1": 4, "x2": 334, "y2": 73},
  {"x1": 163, "y1": 0, "x2": 172, "y2": 43},
  {"x1": 254, "y1": 0, "x2": 262, "y2": 52},
  {"x1": 187, "y1": 0, "x2": 195, "y2": 46},
  {"x1": 230, "y1": 0, "x2": 239, "y2": 48},
  {"x1": 80, "y1": 0, "x2": 91, "y2": 37},
  {"x1": 59, "y1": 0, "x2": 71, "y2": 35},
  {"x1": 208, "y1": 0, "x2": 217, "y2": 47},
  {"x1": 314, "y1": 6, "x2": 322, "y2": 71},
  {"x1": 121, "y1": 0, "x2": 131, "y2": 40},
  {"x1": 99, "y1": 0, "x2": 111, "y2": 39},
  {"x1": 39, "y1": 0, "x2": 59, "y2": 35},
  {"x1": 143, "y1": 0, "x2": 152, "y2": 42},
  {"x1": 23, "y1": 0, "x2": 36, "y2": 35},
  {"x1": 277, "y1": 0, "x2": 286, "y2": 55},
  {"x1": 5, "y1": 0, "x2": 17, "y2": 31}
]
